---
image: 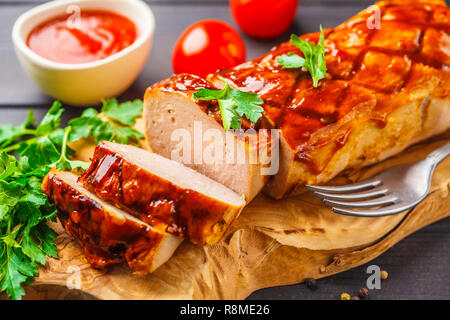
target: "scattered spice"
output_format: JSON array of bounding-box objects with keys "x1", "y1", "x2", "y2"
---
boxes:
[
  {"x1": 340, "y1": 293, "x2": 351, "y2": 300},
  {"x1": 351, "y1": 296, "x2": 360, "y2": 300},
  {"x1": 358, "y1": 287, "x2": 369, "y2": 299},
  {"x1": 381, "y1": 270, "x2": 389, "y2": 280},
  {"x1": 305, "y1": 278, "x2": 317, "y2": 290}
]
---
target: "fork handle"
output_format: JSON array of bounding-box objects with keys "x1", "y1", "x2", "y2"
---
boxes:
[{"x1": 427, "y1": 142, "x2": 450, "y2": 166}]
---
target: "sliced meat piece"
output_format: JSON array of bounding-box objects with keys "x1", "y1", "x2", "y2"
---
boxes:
[
  {"x1": 42, "y1": 170, "x2": 182, "y2": 274},
  {"x1": 79, "y1": 141, "x2": 246, "y2": 245},
  {"x1": 143, "y1": 73, "x2": 271, "y2": 202}
]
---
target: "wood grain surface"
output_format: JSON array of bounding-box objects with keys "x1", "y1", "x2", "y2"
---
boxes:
[{"x1": 0, "y1": 0, "x2": 448, "y2": 300}]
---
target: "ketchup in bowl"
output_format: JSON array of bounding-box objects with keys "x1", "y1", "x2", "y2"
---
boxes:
[{"x1": 27, "y1": 10, "x2": 136, "y2": 64}]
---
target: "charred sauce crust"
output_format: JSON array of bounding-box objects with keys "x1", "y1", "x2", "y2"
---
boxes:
[
  {"x1": 42, "y1": 170, "x2": 164, "y2": 274},
  {"x1": 79, "y1": 142, "x2": 235, "y2": 245}
]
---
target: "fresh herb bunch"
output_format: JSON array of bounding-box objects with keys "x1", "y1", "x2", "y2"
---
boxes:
[
  {"x1": 193, "y1": 80, "x2": 264, "y2": 131},
  {"x1": 68, "y1": 98, "x2": 144, "y2": 146},
  {"x1": 276, "y1": 26, "x2": 327, "y2": 87},
  {"x1": 0, "y1": 98, "x2": 143, "y2": 300}
]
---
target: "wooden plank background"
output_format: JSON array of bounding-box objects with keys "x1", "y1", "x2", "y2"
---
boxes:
[{"x1": 0, "y1": 0, "x2": 448, "y2": 300}]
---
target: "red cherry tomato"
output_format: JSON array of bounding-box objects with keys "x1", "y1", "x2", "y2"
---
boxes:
[
  {"x1": 230, "y1": 0, "x2": 299, "y2": 39},
  {"x1": 172, "y1": 20, "x2": 246, "y2": 78}
]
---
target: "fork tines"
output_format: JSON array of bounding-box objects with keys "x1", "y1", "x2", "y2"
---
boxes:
[{"x1": 306, "y1": 180, "x2": 404, "y2": 217}]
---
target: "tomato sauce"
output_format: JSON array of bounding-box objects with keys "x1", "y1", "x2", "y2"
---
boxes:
[{"x1": 27, "y1": 10, "x2": 137, "y2": 64}]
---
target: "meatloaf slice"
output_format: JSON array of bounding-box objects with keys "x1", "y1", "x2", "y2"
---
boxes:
[
  {"x1": 143, "y1": 73, "x2": 272, "y2": 202},
  {"x1": 42, "y1": 170, "x2": 182, "y2": 274},
  {"x1": 79, "y1": 141, "x2": 246, "y2": 245}
]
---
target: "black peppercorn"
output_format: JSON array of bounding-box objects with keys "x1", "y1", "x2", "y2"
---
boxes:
[
  {"x1": 305, "y1": 278, "x2": 317, "y2": 290},
  {"x1": 358, "y1": 287, "x2": 369, "y2": 299}
]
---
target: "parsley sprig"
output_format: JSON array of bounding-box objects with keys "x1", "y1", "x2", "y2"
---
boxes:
[
  {"x1": 276, "y1": 26, "x2": 327, "y2": 87},
  {"x1": 0, "y1": 98, "x2": 143, "y2": 300},
  {"x1": 68, "y1": 98, "x2": 144, "y2": 145},
  {"x1": 193, "y1": 80, "x2": 264, "y2": 130}
]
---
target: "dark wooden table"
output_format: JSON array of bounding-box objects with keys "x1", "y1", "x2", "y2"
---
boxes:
[{"x1": 0, "y1": 0, "x2": 448, "y2": 300}]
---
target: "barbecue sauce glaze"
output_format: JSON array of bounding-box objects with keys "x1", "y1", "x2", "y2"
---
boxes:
[
  {"x1": 150, "y1": 0, "x2": 450, "y2": 174},
  {"x1": 42, "y1": 170, "x2": 164, "y2": 274},
  {"x1": 79, "y1": 142, "x2": 236, "y2": 245}
]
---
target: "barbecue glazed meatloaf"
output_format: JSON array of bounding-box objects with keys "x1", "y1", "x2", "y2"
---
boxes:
[
  {"x1": 144, "y1": 0, "x2": 450, "y2": 199},
  {"x1": 144, "y1": 73, "x2": 271, "y2": 202},
  {"x1": 79, "y1": 141, "x2": 246, "y2": 245},
  {"x1": 42, "y1": 170, "x2": 182, "y2": 274}
]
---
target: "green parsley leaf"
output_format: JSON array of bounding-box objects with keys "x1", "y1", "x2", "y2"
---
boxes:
[
  {"x1": 0, "y1": 245, "x2": 31, "y2": 300},
  {"x1": 35, "y1": 101, "x2": 64, "y2": 136},
  {"x1": 33, "y1": 223, "x2": 58, "y2": 258},
  {"x1": 101, "y1": 98, "x2": 143, "y2": 126},
  {"x1": 67, "y1": 108, "x2": 102, "y2": 142},
  {"x1": 21, "y1": 227, "x2": 47, "y2": 265},
  {"x1": 276, "y1": 26, "x2": 327, "y2": 87},
  {"x1": 0, "y1": 153, "x2": 17, "y2": 180},
  {"x1": 18, "y1": 130, "x2": 64, "y2": 171},
  {"x1": 231, "y1": 89, "x2": 266, "y2": 123},
  {"x1": 52, "y1": 127, "x2": 90, "y2": 171},
  {"x1": 219, "y1": 99, "x2": 241, "y2": 131},
  {"x1": 0, "y1": 98, "x2": 144, "y2": 299},
  {"x1": 95, "y1": 123, "x2": 144, "y2": 145},
  {"x1": 0, "y1": 110, "x2": 35, "y2": 148},
  {"x1": 67, "y1": 103, "x2": 144, "y2": 145},
  {"x1": 276, "y1": 53, "x2": 306, "y2": 69},
  {"x1": 193, "y1": 85, "x2": 228, "y2": 101},
  {"x1": 0, "y1": 180, "x2": 21, "y2": 211},
  {"x1": 17, "y1": 193, "x2": 47, "y2": 228},
  {"x1": 193, "y1": 80, "x2": 264, "y2": 130}
]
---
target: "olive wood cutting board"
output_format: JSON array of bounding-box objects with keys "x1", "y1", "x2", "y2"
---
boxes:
[{"x1": 13, "y1": 130, "x2": 450, "y2": 300}]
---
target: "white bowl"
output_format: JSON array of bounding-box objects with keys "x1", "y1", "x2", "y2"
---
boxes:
[{"x1": 12, "y1": 0, "x2": 155, "y2": 106}]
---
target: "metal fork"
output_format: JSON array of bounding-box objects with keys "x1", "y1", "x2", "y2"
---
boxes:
[{"x1": 306, "y1": 142, "x2": 450, "y2": 217}]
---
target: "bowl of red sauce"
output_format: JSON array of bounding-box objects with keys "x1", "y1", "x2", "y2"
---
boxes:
[{"x1": 12, "y1": 0, "x2": 154, "y2": 106}]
